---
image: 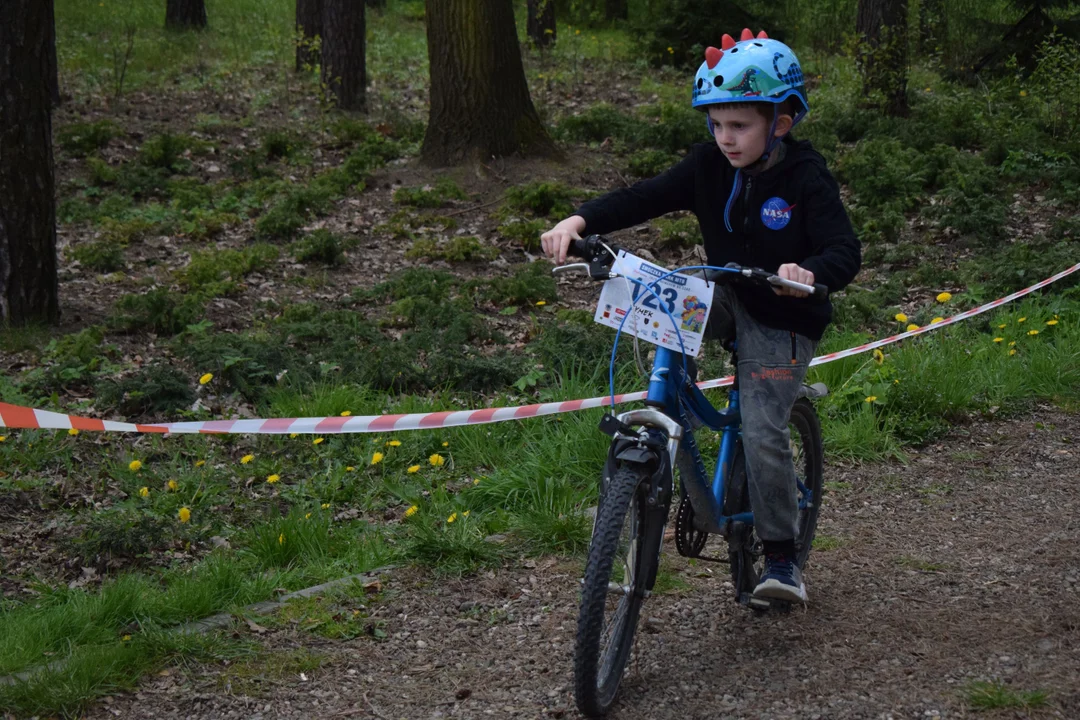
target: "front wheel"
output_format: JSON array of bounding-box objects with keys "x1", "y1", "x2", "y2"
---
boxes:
[{"x1": 574, "y1": 464, "x2": 660, "y2": 717}]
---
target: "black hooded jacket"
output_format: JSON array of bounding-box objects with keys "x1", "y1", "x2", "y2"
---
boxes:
[{"x1": 574, "y1": 137, "x2": 861, "y2": 341}]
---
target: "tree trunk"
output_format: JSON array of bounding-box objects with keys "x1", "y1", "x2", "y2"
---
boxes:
[
  {"x1": 0, "y1": 0, "x2": 59, "y2": 326},
  {"x1": 365, "y1": 0, "x2": 387, "y2": 9},
  {"x1": 46, "y1": 0, "x2": 60, "y2": 106},
  {"x1": 855, "y1": 0, "x2": 909, "y2": 116},
  {"x1": 321, "y1": 0, "x2": 367, "y2": 112},
  {"x1": 296, "y1": 0, "x2": 323, "y2": 71},
  {"x1": 165, "y1": 0, "x2": 207, "y2": 30},
  {"x1": 604, "y1": 0, "x2": 628, "y2": 22},
  {"x1": 422, "y1": 0, "x2": 556, "y2": 166},
  {"x1": 527, "y1": 0, "x2": 556, "y2": 48}
]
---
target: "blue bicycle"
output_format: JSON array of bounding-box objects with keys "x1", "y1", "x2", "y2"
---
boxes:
[{"x1": 557, "y1": 235, "x2": 829, "y2": 717}]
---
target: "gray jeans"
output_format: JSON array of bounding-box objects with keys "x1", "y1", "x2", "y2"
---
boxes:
[{"x1": 706, "y1": 286, "x2": 815, "y2": 542}]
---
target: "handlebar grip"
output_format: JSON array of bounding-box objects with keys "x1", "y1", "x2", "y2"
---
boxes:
[
  {"x1": 567, "y1": 237, "x2": 589, "y2": 259},
  {"x1": 811, "y1": 283, "x2": 830, "y2": 302}
]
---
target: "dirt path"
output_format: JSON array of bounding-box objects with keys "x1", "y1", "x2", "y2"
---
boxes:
[{"x1": 83, "y1": 409, "x2": 1080, "y2": 720}]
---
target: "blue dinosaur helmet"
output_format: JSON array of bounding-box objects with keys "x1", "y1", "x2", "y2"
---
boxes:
[{"x1": 691, "y1": 29, "x2": 808, "y2": 118}]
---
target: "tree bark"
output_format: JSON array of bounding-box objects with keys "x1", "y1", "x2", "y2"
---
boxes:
[
  {"x1": 365, "y1": 0, "x2": 387, "y2": 8},
  {"x1": 46, "y1": 0, "x2": 60, "y2": 106},
  {"x1": 165, "y1": 0, "x2": 207, "y2": 30},
  {"x1": 604, "y1": 0, "x2": 628, "y2": 22},
  {"x1": 0, "y1": 0, "x2": 59, "y2": 325},
  {"x1": 322, "y1": 0, "x2": 367, "y2": 112},
  {"x1": 422, "y1": 0, "x2": 556, "y2": 166},
  {"x1": 296, "y1": 0, "x2": 323, "y2": 71},
  {"x1": 527, "y1": 0, "x2": 556, "y2": 48},
  {"x1": 856, "y1": 0, "x2": 909, "y2": 116}
]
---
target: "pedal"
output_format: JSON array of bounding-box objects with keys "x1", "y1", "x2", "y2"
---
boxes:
[
  {"x1": 746, "y1": 595, "x2": 771, "y2": 611},
  {"x1": 740, "y1": 593, "x2": 792, "y2": 613}
]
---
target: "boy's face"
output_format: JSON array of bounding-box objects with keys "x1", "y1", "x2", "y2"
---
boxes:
[{"x1": 707, "y1": 105, "x2": 789, "y2": 168}]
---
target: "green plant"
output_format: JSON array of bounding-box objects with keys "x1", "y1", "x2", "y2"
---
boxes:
[
  {"x1": 69, "y1": 239, "x2": 125, "y2": 273},
  {"x1": 483, "y1": 261, "x2": 557, "y2": 305},
  {"x1": 965, "y1": 680, "x2": 1047, "y2": 710},
  {"x1": 393, "y1": 177, "x2": 467, "y2": 208},
  {"x1": 57, "y1": 120, "x2": 118, "y2": 156},
  {"x1": 178, "y1": 244, "x2": 279, "y2": 297},
  {"x1": 242, "y1": 508, "x2": 333, "y2": 569},
  {"x1": 497, "y1": 218, "x2": 546, "y2": 250},
  {"x1": 71, "y1": 508, "x2": 174, "y2": 564},
  {"x1": 138, "y1": 133, "x2": 191, "y2": 172},
  {"x1": 836, "y1": 138, "x2": 926, "y2": 212},
  {"x1": 654, "y1": 216, "x2": 701, "y2": 248},
  {"x1": 502, "y1": 181, "x2": 577, "y2": 218},
  {"x1": 256, "y1": 184, "x2": 336, "y2": 239},
  {"x1": 95, "y1": 363, "x2": 196, "y2": 417},
  {"x1": 110, "y1": 288, "x2": 205, "y2": 335},
  {"x1": 292, "y1": 229, "x2": 347, "y2": 266},
  {"x1": 262, "y1": 130, "x2": 299, "y2": 160},
  {"x1": 627, "y1": 149, "x2": 679, "y2": 178}
]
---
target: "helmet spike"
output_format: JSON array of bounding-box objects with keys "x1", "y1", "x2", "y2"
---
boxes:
[
  {"x1": 757, "y1": 30, "x2": 769, "y2": 39},
  {"x1": 704, "y1": 46, "x2": 723, "y2": 69},
  {"x1": 740, "y1": 28, "x2": 754, "y2": 41},
  {"x1": 721, "y1": 33, "x2": 736, "y2": 50}
]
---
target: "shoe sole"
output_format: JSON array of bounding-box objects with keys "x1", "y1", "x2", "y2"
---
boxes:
[{"x1": 753, "y1": 578, "x2": 808, "y2": 603}]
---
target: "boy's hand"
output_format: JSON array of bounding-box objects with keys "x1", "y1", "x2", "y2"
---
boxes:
[
  {"x1": 774, "y1": 263, "x2": 815, "y2": 298},
  {"x1": 541, "y1": 215, "x2": 587, "y2": 265}
]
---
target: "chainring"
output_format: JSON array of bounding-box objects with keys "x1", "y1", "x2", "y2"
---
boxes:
[{"x1": 674, "y1": 496, "x2": 709, "y2": 557}]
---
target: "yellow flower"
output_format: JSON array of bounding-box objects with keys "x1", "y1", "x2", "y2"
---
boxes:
[
  {"x1": 199, "y1": 373, "x2": 213, "y2": 385},
  {"x1": 998, "y1": 323, "x2": 1007, "y2": 329},
  {"x1": 178, "y1": 507, "x2": 191, "y2": 523},
  {"x1": 1028, "y1": 329, "x2": 1039, "y2": 336},
  {"x1": 0, "y1": 436, "x2": 5, "y2": 442},
  {"x1": 906, "y1": 324, "x2": 919, "y2": 332},
  {"x1": 462, "y1": 510, "x2": 470, "y2": 518},
  {"x1": 1018, "y1": 317, "x2": 1026, "y2": 323},
  {"x1": 667, "y1": 46, "x2": 673, "y2": 53},
  {"x1": 993, "y1": 337, "x2": 1004, "y2": 343},
  {"x1": 1046, "y1": 319, "x2": 1058, "y2": 326},
  {"x1": 894, "y1": 312, "x2": 908, "y2": 323},
  {"x1": 930, "y1": 317, "x2": 944, "y2": 324},
  {"x1": 195, "y1": 459, "x2": 205, "y2": 467},
  {"x1": 122, "y1": 634, "x2": 131, "y2": 642},
  {"x1": 429, "y1": 453, "x2": 445, "y2": 467},
  {"x1": 872, "y1": 349, "x2": 884, "y2": 364},
  {"x1": 278, "y1": 533, "x2": 285, "y2": 545},
  {"x1": 371, "y1": 452, "x2": 384, "y2": 465},
  {"x1": 138, "y1": 487, "x2": 149, "y2": 498},
  {"x1": 405, "y1": 505, "x2": 419, "y2": 518},
  {"x1": 290, "y1": 433, "x2": 298, "y2": 439},
  {"x1": 1008, "y1": 341, "x2": 1016, "y2": 346},
  {"x1": 442, "y1": 441, "x2": 449, "y2": 447},
  {"x1": 1019, "y1": 90, "x2": 1028, "y2": 97},
  {"x1": 936, "y1": 292, "x2": 952, "y2": 303},
  {"x1": 535, "y1": 300, "x2": 547, "y2": 306},
  {"x1": 865, "y1": 396, "x2": 877, "y2": 403},
  {"x1": 267, "y1": 474, "x2": 280, "y2": 483},
  {"x1": 321, "y1": 503, "x2": 331, "y2": 509},
  {"x1": 128, "y1": 460, "x2": 143, "y2": 472},
  {"x1": 387, "y1": 440, "x2": 402, "y2": 447},
  {"x1": 68, "y1": 428, "x2": 79, "y2": 436},
  {"x1": 305, "y1": 512, "x2": 312, "y2": 519},
  {"x1": 1009, "y1": 348, "x2": 1017, "y2": 356},
  {"x1": 575, "y1": 29, "x2": 580, "y2": 35},
  {"x1": 473, "y1": 478, "x2": 480, "y2": 485},
  {"x1": 340, "y1": 411, "x2": 352, "y2": 417},
  {"x1": 407, "y1": 465, "x2": 421, "y2": 473},
  {"x1": 447, "y1": 512, "x2": 458, "y2": 523},
  {"x1": 167, "y1": 479, "x2": 179, "y2": 492},
  {"x1": 346, "y1": 466, "x2": 355, "y2": 472},
  {"x1": 241, "y1": 454, "x2": 254, "y2": 464},
  {"x1": 313, "y1": 438, "x2": 324, "y2": 445}
]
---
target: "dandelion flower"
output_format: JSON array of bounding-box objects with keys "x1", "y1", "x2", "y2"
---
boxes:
[
  {"x1": 1018, "y1": 317, "x2": 1027, "y2": 323},
  {"x1": 68, "y1": 428, "x2": 79, "y2": 436},
  {"x1": 199, "y1": 373, "x2": 213, "y2": 385},
  {"x1": 535, "y1": 300, "x2": 547, "y2": 306},
  {"x1": 473, "y1": 478, "x2": 480, "y2": 485},
  {"x1": 1008, "y1": 341, "x2": 1016, "y2": 346},
  {"x1": 241, "y1": 454, "x2": 254, "y2": 464},
  {"x1": 1028, "y1": 329, "x2": 1039, "y2": 336},
  {"x1": 998, "y1": 323, "x2": 1007, "y2": 329},
  {"x1": 178, "y1": 507, "x2": 191, "y2": 523},
  {"x1": 575, "y1": 29, "x2": 580, "y2": 35},
  {"x1": 195, "y1": 459, "x2": 205, "y2": 467},
  {"x1": 1019, "y1": 90, "x2": 1028, "y2": 97},
  {"x1": 167, "y1": 479, "x2": 179, "y2": 492},
  {"x1": 931, "y1": 317, "x2": 944, "y2": 324},
  {"x1": 267, "y1": 474, "x2": 280, "y2": 483},
  {"x1": 447, "y1": 512, "x2": 458, "y2": 523},
  {"x1": 313, "y1": 438, "x2": 324, "y2": 445},
  {"x1": 129, "y1": 460, "x2": 143, "y2": 472},
  {"x1": 346, "y1": 466, "x2": 355, "y2": 472},
  {"x1": 0, "y1": 436, "x2": 6, "y2": 442},
  {"x1": 407, "y1": 465, "x2": 421, "y2": 473},
  {"x1": 321, "y1": 503, "x2": 330, "y2": 509},
  {"x1": 1047, "y1": 319, "x2": 1058, "y2": 326},
  {"x1": 442, "y1": 441, "x2": 449, "y2": 447},
  {"x1": 305, "y1": 512, "x2": 312, "y2": 519},
  {"x1": 906, "y1": 324, "x2": 919, "y2": 332},
  {"x1": 993, "y1": 337, "x2": 1004, "y2": 343},
  {"x1": 865, "y1": 396, "x2": 877, "y2": 403},
  {"x1": 1009, "y1": 348, "x2": 1017, "y2": 356},
  {"x1": 872, "y1": 349, "x2": 885, "y2": 364},
  {"x1": 894, "y1": 312, "x2": 908, "y2": 323},
  {"x1": 122, "y1": 634, "x2": 132, "y2": 642},
  {"x1": 405, "y1": 505, "x2": 419, "y2": 518},
  {"x1": 371, "y1": 452, "x2": 384, "y2": 465},
  {"x1": 666, "y1": 46, "x2": 673, "y2": 53},
  {"x1": 278, "y1": 533, "x2": 285, "y2": 545},
  {"x1": 387, "y1": 440, "x2": 402, "y2": 447},
  {"x1": 340, "y1": 411, "x2": 352, "y2": 417},
  {"x1": 429, "y1": 453, "x2": 445, "y2": 467},
  {"x1": 290, "y1": 433, "x2": 298, "y2": 439},
  {"x1": 139, "y1": 487, "x2": 150, "y2": 498},
  {"x1": 936, "y1": 292, "x2": 952, "y2": 303},
  {"x1": 462, "y1": 510, "x2": 470, "y2": 518}
]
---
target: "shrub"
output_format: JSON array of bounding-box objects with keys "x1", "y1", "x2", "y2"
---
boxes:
[
  {"x1": 138, "y1": 133, "x2": 191, "y2": 172},
  {"x1": 627, "y1": 149, "x2": 679, "y2": 178},
  {"x1": 179, "y1": 244, "x2": 279, "y2": 297},
  {"x1": 110, "y1": 288, "x2": 205, "y2": 335},
  {"x1": 638, "y1": 102, "x2": 703, "y2": 154},
  {"x1": 57, "y1": 120, "x2": 117, "y2": 156},
  {"x1": 256, "y1": 184, "x2": 336, "y2": 239},
  {"x1": 71, "y1": 508, "x2": 173, "y2": 564},
  {"x1": 86, "y1": 156, "x2": 119, "y2": 185},
  {"x1": 167, "y1": 177, "x2": 216, "y2": 211},
  {"x1": 556, "y1": 104, "x2": 644, "y2": 145},
  {"x1": 629, "y1": 0, "x2": 765, "y2": 69},
  {"x1": 497, "y1": 218, "x2": 546, "y2": 250},
  {"x1": 835, "y1": 138, "x2": 925, "y2": 211},
  {"x1": 69, "y1": 240, "x2": 125, "y2": 273},
  {"x1": 96, "y1": 363, "x2": 196, "y2": 417},
  {"x1": 654, "y1": 216, "x2": 701, "y2": 248},
  {"x1": 405, "y1": 236, "x2": 497, "y2": 262},
  {"x1": 483, "y1": 261, "x2": 557, "y2": 305},
  {"x1": 503, "y1": 181, "x2": 577, "y2": 218},
  {"x1": 262, "y1": 130, "x2": 299, "y2": 160},
  {"x1": 393, "y1": 177, "x2": 468, "y2": 208},
  {"x1": 359, "y1": 267, "x2": 458, "y2": 303},
  {"x1": 292, "y1": 229, "x2": 346, "y2": 266}
]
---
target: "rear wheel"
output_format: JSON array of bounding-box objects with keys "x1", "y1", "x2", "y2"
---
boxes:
[{"x1": 574, "y1": 464, "x2": 658, "y2": 717}]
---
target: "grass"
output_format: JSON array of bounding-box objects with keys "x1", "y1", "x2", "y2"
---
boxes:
[{"x1": 964, "y1": 680, "x2": 1048, "y2": 710}]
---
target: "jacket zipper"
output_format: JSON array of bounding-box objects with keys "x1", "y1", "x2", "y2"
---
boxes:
[{"x1": 742, "y1": 175, "x2": 754, "y2": 252}]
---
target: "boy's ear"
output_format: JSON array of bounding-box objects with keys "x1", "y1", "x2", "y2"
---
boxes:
[{"x1": 773, "y1": 112, "x2": 794, "y2": 137}]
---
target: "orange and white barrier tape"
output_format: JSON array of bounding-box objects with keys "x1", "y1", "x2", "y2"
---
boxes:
[{"x1": 2, "y1": 262, "x2": 1077, "y2": 435}]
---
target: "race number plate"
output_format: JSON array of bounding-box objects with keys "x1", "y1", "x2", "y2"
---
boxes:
[{"x1": 593, "y1": 251, "x2": 713, "y2": 357}]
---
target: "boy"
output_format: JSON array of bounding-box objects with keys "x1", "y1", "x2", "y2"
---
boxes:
[{"x1": 541, "y1": 29, "x2": 861, "y2": 603}]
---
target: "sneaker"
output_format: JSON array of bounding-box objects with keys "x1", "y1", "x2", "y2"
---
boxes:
[{"x1": 753, "y1": 554, "x2": 808, "y2": 603}]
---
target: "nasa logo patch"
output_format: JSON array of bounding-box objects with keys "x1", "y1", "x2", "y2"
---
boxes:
[{"x1": 760, "y1": 197, "x2": 795, "y2": 230}]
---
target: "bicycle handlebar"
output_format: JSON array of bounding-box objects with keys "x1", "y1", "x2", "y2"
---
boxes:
[{"x1": 559, "y1": 234, "x2": 829, "y2": 303}]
